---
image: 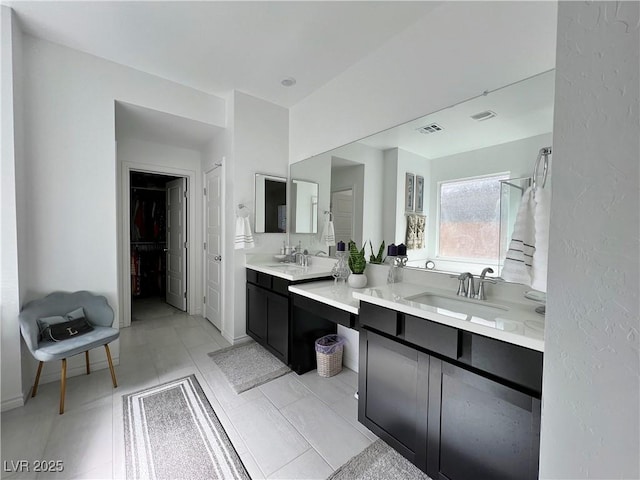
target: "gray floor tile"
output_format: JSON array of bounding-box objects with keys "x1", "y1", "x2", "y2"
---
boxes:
[
  {"x1": 259, "y1": 372, "x2": 312, "y2": 409},
  {"x1": 281, "y1": 395, "x2": 372, "y2": 470},
  {"x1": 226, "y1": 396, "x2": 310, "y2": 476},
  {"x1": 268, "y1": 448, "x2": 334, "y2": 480}
]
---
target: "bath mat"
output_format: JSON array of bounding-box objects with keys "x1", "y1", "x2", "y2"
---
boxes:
[
  {"x1": 327, "y1": 439, "x2": 431, "y2": 480},
  {"x1": 208, "y1": 341, "x2": 291, "y2": 394},
  {"x1": 123, "y1": 375, "x2": 250, "y2": 480}
]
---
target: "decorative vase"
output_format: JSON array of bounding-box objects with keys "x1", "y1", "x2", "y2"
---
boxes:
[{"x1": 348, "y1": 273, "x2": 367, "y2": 288}]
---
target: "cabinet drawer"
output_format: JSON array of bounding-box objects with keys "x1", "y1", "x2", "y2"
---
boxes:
[
  {"x1": 292, "y1": 294, "x2": 353, "y2": 328},
  {"x1": 467, "y1": 333, "x2": 544, "y2": 395},
  {"x1": 246, "y1": 269, "x2": 273, "y2": 289},
  {"x1": 360, "y1": 302, "x2": 399, "y2": 336},
  {"x1": 272, "y1": 277, "x2": 290, "y2": 296},
  {"x1": 403, "y1": 315, "x2": 459, "y2": 359}
]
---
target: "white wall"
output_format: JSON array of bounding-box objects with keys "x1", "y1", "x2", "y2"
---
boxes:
[
  {"x1": 290, "y1": 1, "x2": 557, "y2": 162},
  {"x1": 0, "y1": 6, "x2": 25, "y2": 410},
  {"x1": 225, "y1": 92, "x2": 289, "y2": 343},
  {"x1": 13, "y1": 34, "x2": 225, "y2": 392},
  {"x1": 540, "y1": 2, "x2": 639, "y2": 478}
]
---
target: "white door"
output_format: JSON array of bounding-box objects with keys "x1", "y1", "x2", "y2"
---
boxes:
[
  {"x1": 332, "y1": 189, "x2": 355, "y2": 246},
  {"x1": 205, "y1": 168, "x2": 223, "y2": 330},
  {"x1": 166, "y1": 178, "x2": 187, "y2": 310}
]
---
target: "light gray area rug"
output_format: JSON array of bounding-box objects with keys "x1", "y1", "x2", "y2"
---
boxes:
[
  {"x1": 327, "y1": 439, "x2": 431, "y2": 480},
  {"x1": 123, "y1": 375, "x2": 250, "y2": 480},
  {"x1": 208, "y1": 341, "x2": 291, "y2": 394}
]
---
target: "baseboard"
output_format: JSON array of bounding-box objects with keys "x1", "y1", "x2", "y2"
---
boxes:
[
  {"x1": 230, "y1": 334, "x2": 252, "y2": 346},
  {"x1": 38, "y1": 358, "x2": 120, "y2": 386},
  {"x1": 1, "y1": 395, "x2": 25, "y2": 412}
]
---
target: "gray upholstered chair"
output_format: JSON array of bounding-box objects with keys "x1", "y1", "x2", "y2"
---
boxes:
[{"x1": 19, "y1": 291, "x2": 120, "y2": 414}]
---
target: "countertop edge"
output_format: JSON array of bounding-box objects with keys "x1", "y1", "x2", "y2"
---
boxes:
[
  {"x1": 352, "y1": 290, "x2": 545, "y2": 353},
  {"x1": 288, "y1": 283, "x2": 359, "y2": 315},
  {"x1": 246, "y1": 263, "x2": 334, "y2": 281}
]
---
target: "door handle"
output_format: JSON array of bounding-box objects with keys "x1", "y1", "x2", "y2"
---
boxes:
[
  {"x1": 163, "y1": 248, "x2": 169, "y2": 252},
  {"x1": 214, "y1": 255, "x2": 222, "y2": 262}
]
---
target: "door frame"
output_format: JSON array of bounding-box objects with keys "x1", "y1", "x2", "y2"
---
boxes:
[
  {"x1": 202, "y1": 164, "x2": 225, "y2": 332},
  {"x1": 119, "y1": 161, "x2": 200, "y2": 328}
]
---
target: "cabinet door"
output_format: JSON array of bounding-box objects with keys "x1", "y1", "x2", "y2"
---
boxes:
[
  {"x1": 246, "y1": 283, "x2": 268, "y2": 341},
  {"x1": 358, "y1": 329, "x2": 429, "y2": 469},
  {"x1": 427, "y1": 360, "x2": 541, "y2": 480},
  {"x1": 267, "y1": 292, "x2": 289, "y2": 362}
]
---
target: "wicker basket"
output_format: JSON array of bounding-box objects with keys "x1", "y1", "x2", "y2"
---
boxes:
[{"x1": 316, "y1": 344, "x2": 344, "y2": 377}]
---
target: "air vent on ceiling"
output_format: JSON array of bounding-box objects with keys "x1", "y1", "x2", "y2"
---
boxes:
[
  {"x1": 470, "y1": 110, "x2": 497, "y2": 121},
  {"x1": 417, "y1": 123, "x2": 443, "y2": 135}
]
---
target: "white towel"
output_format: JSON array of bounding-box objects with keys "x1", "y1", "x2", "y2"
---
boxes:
[
  {"x1": 234, "y1": 217, "x2": 255, "y2": 250},
  {"x1": 501, "y1": 187, "x2": 535, "y2": 285},
  {"x1": 531, "y1": 187, "x2": 550, "y2": 292},
  {"x1": 321, "y1": 217, "x2": 336, "y2": 247}
]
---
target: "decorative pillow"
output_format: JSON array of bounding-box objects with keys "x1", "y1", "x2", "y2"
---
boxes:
[
  {"x1": 37, "y1": 315, "x2": 67, "y2": 341},
  {"x1": 65, "y1": 307, "x2": 86, "y2": 321},
  {"x1": 45, "y1": 318, "x2": 94, "y2": 342}
]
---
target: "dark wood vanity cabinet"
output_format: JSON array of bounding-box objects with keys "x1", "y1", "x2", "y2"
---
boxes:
[
  {"x1": 358, "y1": 301, "x2": 542, "y2": 480},
  {"x1": 246, "y1": 269, "x2": 333, "y2": 370},
  {"x1": 246, "y1": 269, "x2": 298, "y2": 363}
]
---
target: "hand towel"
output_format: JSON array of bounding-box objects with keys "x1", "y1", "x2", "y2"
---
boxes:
[
  {"x1": 406, "y1": 214, "x2": 417, "y2": 249},
  {"x1": 531, "y1": 186, "x2": 550, "y2": 292},
  {"x1": 234, "y1": 216, "x2": 255, "y2": 250},
  {"x1": 501, "y1": 187, "x2": 535, "y2": 285},
  {"x1": 321, "y1": 216, "x2": 336, "y2": 246}
]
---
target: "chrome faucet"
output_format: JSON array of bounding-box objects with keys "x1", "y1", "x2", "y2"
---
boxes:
[
  {"x1": 454, "y1": 272, "x2": 475, "y2": 297},
  {"x1": 296, "y1": 250, "x2": 311, "y2": 267},
  {"x1": 475, "y1": 267, "x2": 496, "y2": 300}
]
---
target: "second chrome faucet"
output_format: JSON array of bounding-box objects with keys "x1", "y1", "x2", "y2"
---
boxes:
[{"x1": 454, "y1": 268, "x2": 496, "y2": 300}]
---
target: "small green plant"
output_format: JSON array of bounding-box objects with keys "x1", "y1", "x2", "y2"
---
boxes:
[
  {"x1": 368, "y1": 240, "x2": 386, "y2": 264},
  {"x1": 348, "y1": 240, "x2": 367, "y2": 274}
]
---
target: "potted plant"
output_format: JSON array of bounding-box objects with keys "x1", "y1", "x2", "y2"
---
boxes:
[
  {"x1": 368, "y1": 240, "x2": 386, "y2": 264},
  {"x1": 347, "y1": 241, "x2": 368, "y2": 288}
]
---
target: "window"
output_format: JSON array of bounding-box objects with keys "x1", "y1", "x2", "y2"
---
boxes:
[{"x1": 437, "y1": 173, "x2": 508, "y2": 261}]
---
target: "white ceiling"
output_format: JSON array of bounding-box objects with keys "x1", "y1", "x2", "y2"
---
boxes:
[
  {"x1": 8, "y1": 1, "x2": 440, "y2": 107},
  {"x1": 357, "y1": 69, "x2": 555, "y2": 159}
]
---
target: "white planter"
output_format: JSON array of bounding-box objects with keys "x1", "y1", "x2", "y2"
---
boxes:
[{"x1": 348, "y1": 273, "x2": 367, "y2": 288}]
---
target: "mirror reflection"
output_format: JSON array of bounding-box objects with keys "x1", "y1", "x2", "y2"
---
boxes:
[
  {"x1": 290, "y1": 179, "x2": 319, "y2": 234},
  {"x1": 255, "y1": 173, "x2": 286, "y2": 233},
  {"x1": 289, "y1": 70, "x2": 555, "y2": 277}
]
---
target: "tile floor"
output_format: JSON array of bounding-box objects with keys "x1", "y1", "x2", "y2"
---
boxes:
[{"x1": 1, "y1": 297, "x2": 376, "y2": 479}]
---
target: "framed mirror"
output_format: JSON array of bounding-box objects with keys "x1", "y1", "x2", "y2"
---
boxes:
[
  {"x1": 289, "y1": 69, "x2": 555, "y2": 278},
  {"x1": 290, "y1": 179, "x2": 319, "y2": 234},
  {"x1": 255, "y1": 173, "x2": 286, "y2": 233}
]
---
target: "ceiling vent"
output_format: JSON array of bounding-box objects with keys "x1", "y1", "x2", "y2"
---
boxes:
[
  {"x1": 470, "y1": 110, "x2": 497, "y2": 121},
  {"x1": 417, "y1": 123, "x2": 443, "y2": 135}
]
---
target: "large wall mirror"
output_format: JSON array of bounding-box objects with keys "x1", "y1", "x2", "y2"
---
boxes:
[
  {"x1": 255, "y1": 173, "x2": 286, "y2": 233},
  {"x1": 290, "y1": 179, "x2": 319, "y2": 234},
  {"x1": 289, "y1": 69, "x2": 554, "y2": 277}
]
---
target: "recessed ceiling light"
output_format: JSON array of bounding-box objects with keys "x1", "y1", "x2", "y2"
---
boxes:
[{"x1": 281, "y1": 77, "x2": 297, "y2": 87}]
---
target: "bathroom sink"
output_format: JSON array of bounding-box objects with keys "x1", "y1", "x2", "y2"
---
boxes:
[{"x1": 403, "y1": 293, "x2": 508, "y2": 320}]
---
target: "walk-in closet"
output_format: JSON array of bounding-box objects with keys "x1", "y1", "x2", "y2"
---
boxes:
[{"x1": 130, "y1": 171, "x2": 186, "y2": 319}]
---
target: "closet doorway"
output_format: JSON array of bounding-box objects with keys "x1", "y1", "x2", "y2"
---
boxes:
[{"x1": 130, "y1": 171, "x2": 188, "y2": 321}]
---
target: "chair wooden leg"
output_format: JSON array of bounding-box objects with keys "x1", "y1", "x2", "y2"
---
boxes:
[
  {"x1": 32, "y1": 361, "x2": 44, "y2": 398},
  {"x1": 85, "y1": 351, "x2": 90, "y2": 375},
  {"x1": 59, "y1": 359, "x2": 67, "y2": 415},
  {"x1": 105, "y1": 344, "x2": 117, "y2": 388}
]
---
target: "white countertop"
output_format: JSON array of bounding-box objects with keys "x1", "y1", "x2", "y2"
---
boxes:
[
  {"x1": 245, "y1": 258, "x2": 335, "y2": 281},
  {"x1": 352, "y1": 282, "x2": 545, "y2": 352},
  {"x1": 288, "y1": 280, "x2": 360, "y2": 314}
]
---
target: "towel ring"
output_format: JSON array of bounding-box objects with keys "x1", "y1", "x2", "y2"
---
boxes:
[
  {"x1": 237, "y1": 204, "x2": 250, "y2": 218},
  {"x1": 532, "y1": 147, "x2": 551, "y2": 193}
]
